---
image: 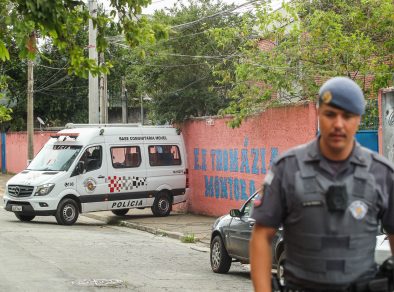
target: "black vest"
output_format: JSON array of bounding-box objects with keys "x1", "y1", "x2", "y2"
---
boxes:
[{"x1": 284, "y1": 145, "x2": 379, "y2": 285}]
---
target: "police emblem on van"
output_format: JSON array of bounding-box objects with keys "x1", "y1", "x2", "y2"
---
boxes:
[{"x1": 84, "y1": 178, "x2": 97, "y2": 192}]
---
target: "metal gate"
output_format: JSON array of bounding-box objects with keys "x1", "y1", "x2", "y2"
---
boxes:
[{"x1": 355, "y1": 130, "x2": 378, "y2": 152}]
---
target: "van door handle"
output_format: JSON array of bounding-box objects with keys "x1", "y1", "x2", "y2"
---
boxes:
[{"x1": 97, "y1": 175, "x2": 105, "y2": 179}]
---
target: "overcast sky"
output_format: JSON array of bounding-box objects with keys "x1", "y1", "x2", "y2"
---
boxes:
[
  {"x1": 95, "y1": 0, "x2": 285, "y2": 18},
  {"x1": 141, "y1": 0, "x2": 251, "y2": 14},
  {"x1": 96, "y1": 0, "x2": 272, "y2": 15}
]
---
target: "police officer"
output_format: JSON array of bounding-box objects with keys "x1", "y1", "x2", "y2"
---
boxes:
[{"x1": 250, "y1": 77, "x2": 394, "y2": 292}]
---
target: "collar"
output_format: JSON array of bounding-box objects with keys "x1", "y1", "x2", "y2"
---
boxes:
[{"x1": 304, "y1": 138, "x2": 367, "y2": 166}]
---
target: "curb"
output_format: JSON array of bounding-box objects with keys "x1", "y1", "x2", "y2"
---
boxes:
[{"x1": 84, "y1": 213, "x2": 193, "y2": 243}]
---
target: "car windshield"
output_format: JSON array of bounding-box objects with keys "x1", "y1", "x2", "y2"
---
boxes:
[
  {"x1": 27, "y1": 144, "x2": 82, "y2": 171},
  {"x1": 243, "y1": 194, "x2": 257, "y2": 217}
]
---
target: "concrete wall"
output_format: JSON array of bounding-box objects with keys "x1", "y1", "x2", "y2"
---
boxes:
[
  {"x1": 3, "y1": 132, "x2": 55, "y2": 174},
  {"x1": 1, "y1": 103, "x2": 318, "y2": 216},
  {"x1": 182, "y1": 103, "x2": 317, "y2": 216},
  {"x1": 378, "y1": 88, "x2": 394, "y2": 162}
]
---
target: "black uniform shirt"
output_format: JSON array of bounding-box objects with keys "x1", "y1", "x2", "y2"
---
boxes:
[{"x1": 251, "y1": 138, "x2": 394, "y2": 234}]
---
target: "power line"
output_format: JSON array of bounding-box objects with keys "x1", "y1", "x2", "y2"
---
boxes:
[
  {"x1": 36, "y1": 64, "x2": 67, "y2": 70},
  {"x1": 152, "y1": 52, "x2": 241, "y2": 60},
  {"x1": 164, "y1": 75, "x2": 210, "y2": 96},
  {"x1": 34, "y1": 63, "x2": 68, "y2": 91},
  {"x1": 128, "y1": 61, "x2": 210, "y2": 68},
  {"x1": 34, "y1": 75, "x2": 70, "y2": 93},
  {"x1": 171, "y1": 0, "x2": 261, "y2": 30},
  {"x1": 37, "y1": 84, "x2": 89, "y2": 92}
]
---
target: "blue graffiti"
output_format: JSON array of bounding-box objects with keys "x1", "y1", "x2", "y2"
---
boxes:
[
  {"x1": 201, "y1": 149, "x2": 207, "y2": 171},
  {"x1": 194, "y1": 148, "x2": 200, "y2": 170},
  {"x1": 194, "y1": 146, "x2": 279, "y2": 175},
  {"x1": 196, "y1": 142, "x2": 279, "y2": 201},
  {"x1": 204, "y1": 175, "x2": 257, "y2": 201},
  {"x1": 229, "y1": 149, "x2": 238, "y2": 172},
  {"x1": 240, "y1": 148, "x2": 250, "y2": 173}
]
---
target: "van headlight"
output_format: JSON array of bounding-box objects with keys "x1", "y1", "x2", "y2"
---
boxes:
[{"x1": 35, "y1": 184, "x2": 55, "y2": 196}]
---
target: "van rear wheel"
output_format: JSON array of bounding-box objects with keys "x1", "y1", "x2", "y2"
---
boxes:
[
  {"x1": 151, "y1": 192, "x2": 171, "y2": 217},
  {"x1": 55, "y1": 198, "x2": 79, "y2": 225},
  {"x1": 112, "y1": 209, "x2": 129, "y2": 216},
  {"x1": 15, "y1": 213, "x2": 35, "y2": 222}
]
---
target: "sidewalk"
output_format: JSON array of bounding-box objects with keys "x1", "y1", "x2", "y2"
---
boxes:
[{"x1": 0, "y1": 174, "x2": 216, "y2": 247}]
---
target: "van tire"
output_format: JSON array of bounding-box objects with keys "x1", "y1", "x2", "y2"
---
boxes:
[
  {"x1": 15, "y1": 213, "x2": 35, "y2": 222},
  {"x1": 55, "y1": 198, "x2": 79, "y2": 225},
  {"x1": 151, "y1": 192, "x2": 171, "y2": 217},
  {"x1": 112, "y1": 209, "x2": 129, "y2": 216}
]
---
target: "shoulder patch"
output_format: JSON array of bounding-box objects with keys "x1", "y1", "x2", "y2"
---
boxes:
[
  {"x1": 264, "y1": 170, "x2": 274, "y2": 186},
  {"x1": 274, "y1": 149, "x2": 296, "y2": 165},
  {"x1": 371, "y1": 152, "x2": 394, "y2": 172}
]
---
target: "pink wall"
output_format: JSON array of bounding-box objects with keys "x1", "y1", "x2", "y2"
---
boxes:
[
  {"x1": 2, "y1": 103, "x2": 317, "y2": 216},
  {"x1": 182, "y1": 103, "x2": 317, "y2": 216},
  {"x1": 4, "y1": 131, "x2": 55, "y2": 174}
]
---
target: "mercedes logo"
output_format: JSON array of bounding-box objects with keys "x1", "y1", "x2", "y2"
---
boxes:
[{"x1": 14, "y1": 186, "x2": 20, "y2": 196}]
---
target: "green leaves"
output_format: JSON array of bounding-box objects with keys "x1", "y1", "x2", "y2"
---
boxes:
[
  {"x1": 0, "y1": 41, "x2": 9, "y2": 61},
  {"x1": 110, "y1": 0, "x2": 243, "y2": 125},
  {"x1": 209, "y1": 0, "x2": 393, "y2": 127},
  {"x1": 1, "y1": 0, "x2": 168, "y2": 78}
]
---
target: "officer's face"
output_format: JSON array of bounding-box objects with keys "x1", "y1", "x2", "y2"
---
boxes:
[{"x1": 318, "y1": 104, "x2": 361, "y2": 159}]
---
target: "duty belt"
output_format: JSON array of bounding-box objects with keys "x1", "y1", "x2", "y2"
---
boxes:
[{"x1": 285, "y1": 277, "x2": 390, "y2": 292}]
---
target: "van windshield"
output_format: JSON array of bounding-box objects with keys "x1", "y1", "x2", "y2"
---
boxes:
[{"x1": 27, "y1": 145, "x2": 83, "y2": 171}]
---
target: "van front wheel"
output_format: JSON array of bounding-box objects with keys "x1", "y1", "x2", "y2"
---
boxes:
[
  {"x1": 55, "y1": 198, "x2": 79, "y2": 225},
  {"x1": 151, "y1": 192, "x2": 171, "y2": 217},
  {"x1": 15, "y1": 213, "x2": 35, "y2": 222}
]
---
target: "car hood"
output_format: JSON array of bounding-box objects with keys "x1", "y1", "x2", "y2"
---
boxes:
[
  {"x1": 212, "y1": 214, "x2": 232, "y2": 231},
  {"x1": 375, "y1": 234, "x2": 391, "y2": 265},
  {"x1": 6, "y1": 170, "x2": 66, "y2": 187}
]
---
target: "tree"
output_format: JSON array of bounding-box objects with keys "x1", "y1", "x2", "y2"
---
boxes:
[
  {"x1": 4, "y1": 43, "x2": 91, "y2": 130},
  {"x1": 1, "y1": 0, "x2": 168, "y2": 76},
  {"x1": 210, "y1": 0, "x2": 394, "y2": 127},
  {"x1": 112, "y1": 0, "x2": 245, "y2": 124},
  {"x1": 0, "y1": 0, "x2": 169, "y2": 124}
]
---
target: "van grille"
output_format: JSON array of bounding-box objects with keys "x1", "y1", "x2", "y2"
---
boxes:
[{"x1": 8, "y1": 185, "x2": 34, "y2": 198}]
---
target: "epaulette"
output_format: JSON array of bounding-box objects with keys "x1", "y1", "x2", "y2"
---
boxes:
[
  {"x1": 274, "y1": 148, "x2": 297, "y2": 165},
  {"x1": 371, "y1": 152, "x2": 394, "y2": 172}
]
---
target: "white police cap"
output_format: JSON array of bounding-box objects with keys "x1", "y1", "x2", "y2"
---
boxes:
[{"x1": 318, "y1": 77, "x2": 365, "y2": 115}]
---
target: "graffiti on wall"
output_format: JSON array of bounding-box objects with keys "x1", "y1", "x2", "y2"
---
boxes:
[{"x1": 193, "y1": 138, "x2": 279, "y2": 201}]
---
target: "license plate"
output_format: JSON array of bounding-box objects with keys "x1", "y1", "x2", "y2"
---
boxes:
[{"x1": 11, "y1": 205, "x2": 22, "y2": 212}]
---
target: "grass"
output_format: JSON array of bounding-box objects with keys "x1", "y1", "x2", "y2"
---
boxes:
[{"x1": 181, "y1": 233, "x2": 197, "y2": 243}]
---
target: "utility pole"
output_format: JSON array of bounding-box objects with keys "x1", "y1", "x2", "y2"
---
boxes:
[
  {"x1": 121, "y1": 78, "x2": 127, "y2": 123},
  {"x1": 27, "y1": 59, "x2": 34, "y2": 163},
  {"x1": 140, "y1": 95, "x2": 143, "y2": 125},
  {"x1": 104, "y1": 72, "x2": 108, "y2": 123},
  {"x1": 99, "y1": 52, "x2": 107, "y2": 124},
  {"x1": 88, "y1": 0, "x2": 99, "y2": 124}
]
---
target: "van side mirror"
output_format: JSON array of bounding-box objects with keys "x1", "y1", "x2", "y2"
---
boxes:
[
  {"x1": 230, "y1": 209, "x2": 241, "y2": 217},
  {"x1": 75, "y1": 161, "x2": 85, "y2": 175}
]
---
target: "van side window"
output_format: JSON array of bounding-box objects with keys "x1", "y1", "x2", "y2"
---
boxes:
[
  {"x1": 111, "y1": 146, "x2": 141, "y2": 168},
  {"x1": 148, "y1": 145, "x2": 181, "y2": 166},
  {"x1": 79, "y1": 146, "x2": 102, "y2": 173}
]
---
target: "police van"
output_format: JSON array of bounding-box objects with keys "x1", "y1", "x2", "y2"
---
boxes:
[{"x1": 3, "y1": 124, "x2": 189, "y2": 225}]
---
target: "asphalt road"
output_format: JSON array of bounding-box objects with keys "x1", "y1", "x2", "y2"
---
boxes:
[{"x1": 0, "y1": 206, "x2": 252, "y2": 292}]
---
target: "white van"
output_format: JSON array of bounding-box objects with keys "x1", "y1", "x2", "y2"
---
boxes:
[{"x1": 3, "y1": 124, "x2": 189, "y2": 225}]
